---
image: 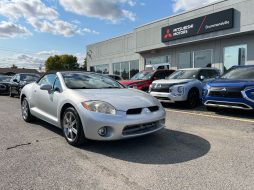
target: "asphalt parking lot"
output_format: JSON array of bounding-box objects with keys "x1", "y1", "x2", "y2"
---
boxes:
[{"x1": 0, "y1": 96, "x2": 254, "y2": 190}]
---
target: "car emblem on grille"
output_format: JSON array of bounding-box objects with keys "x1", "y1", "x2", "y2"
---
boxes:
[
  {"x1": 143, "y1": 108, "x2": 151, "y2": 114},
  {"x1": 221, "y1": 88, "x2": 227, "y2": 92}
]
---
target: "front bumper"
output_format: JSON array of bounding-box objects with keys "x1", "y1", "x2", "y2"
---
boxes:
[
  {"x1": 150, "y1": 91, "x2": 187, "y2": 103},
  {"x1": 77, "y1": 105, "x2": 166, "y2": 141},
  {"x1": 204, "y1": 96, "x2": 254, "y2": 110}
]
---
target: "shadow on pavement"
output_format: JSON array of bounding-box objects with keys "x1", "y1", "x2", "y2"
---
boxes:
[
  {"x1": 35, "y1": 120, "x2": 211, "y2": 165},
  {"x1": 81, "y1": 129, "x2": 211, "y2": 165}
]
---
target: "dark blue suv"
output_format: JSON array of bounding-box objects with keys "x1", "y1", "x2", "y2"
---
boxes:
[{"x1": 203, "y1": 65, "x2": 254, "y2": 111}]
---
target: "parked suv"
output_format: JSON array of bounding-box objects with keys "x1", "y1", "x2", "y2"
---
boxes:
[
  {"x1": 149, "y1": 68, "x2": 220, "y2": 108},
  {"x1": 0, "y1": 76, "x2": 12, "y2": 94},
  {"x1": 120, "y1": 70, "x2": 175, "y2": 92},
  {"x1": 203, "y1": 65, "x2": 254, "y2": 111},
  {"x1": 9, "y1": 73, "x2": 40, "y2": 97}
]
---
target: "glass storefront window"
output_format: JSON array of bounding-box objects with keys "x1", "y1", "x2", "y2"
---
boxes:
[
  {"x1": 224, "y1": 45, "x2": 247, "y2": 72},
  {"x1": 113, "y1": 60, "x2": 139, "y2": 79},
  {"x1": 121, "y1": 62, "x2": 130, "y2": 80},
  {"x1": 130, "y1": 60, "x2": 139, "y2": 78},
  {"x1": 179, "y1": 52, "x2": 191, "y2": 69},
  {"x1": 113, "y1": 63, "x2": 121, "y2": 76},
  {"x1": 95, "y1": 64, "x2": 109, "y2": 74},
  {"x1": 194, "y1": 50, "x2": 213, "y2": 68},
  {"x1": 146, "y1": 55, "x2": 171, "y2": 65}
]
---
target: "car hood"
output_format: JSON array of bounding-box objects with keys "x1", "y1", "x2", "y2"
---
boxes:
[
  {"x1": 119, "y1": 80, "x2": 148, "y2": 85},
  {"x1": 208, "y1": 79, "x2": 254, "y2": 88},
  {"x1": 74, "y1": 88, "x2": 160, "y2": 111},
  {"x1": 152, "y1": 79, "x2": 196, "y2": 84}
]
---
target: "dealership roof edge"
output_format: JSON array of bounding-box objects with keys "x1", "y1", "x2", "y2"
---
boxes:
[
  {"x1": 87, "y1": 0, "x2": 228, "y2": 47},
  {"x1": 135, "y1": 0, "x2": 228, "y2": 29}
]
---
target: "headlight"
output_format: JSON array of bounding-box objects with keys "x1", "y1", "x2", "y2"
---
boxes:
[
  {"x1": 20, "y1": 81, "x2": 27, "y2": 86},
  {"x1": 81, "y1": 101, "x2": 116, "y2": 115},
  {"x1": 148, "y1": 84, "x2": 152, "y2": 92},
  {"x1": 177, "y1": 86, "x2": 184, "y2": 94}
]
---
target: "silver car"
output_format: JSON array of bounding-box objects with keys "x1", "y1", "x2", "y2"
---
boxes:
[{"x1": 20, "y1": 71, "x2": 166, "y2": 146}]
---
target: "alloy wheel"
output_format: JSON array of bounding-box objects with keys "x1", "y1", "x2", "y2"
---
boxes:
[
  {"x1": 22, "y1": 99, "x2": 29, "y2": 120},
  {"x1": 63, "y1": 111, "x2": 78, "y2": 142}
]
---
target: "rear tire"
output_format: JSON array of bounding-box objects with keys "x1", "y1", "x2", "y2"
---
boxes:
[
  {"x1": 21, "y1": 97, "x2": 35, "y2": 122},
  {"x1": 61, "y1": 107, "x2": 86, "y2": 146},
  {"x1": 185, "y1": 89, "x2": 199, "y2": 108}
]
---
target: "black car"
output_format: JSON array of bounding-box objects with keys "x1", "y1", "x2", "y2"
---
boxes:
[
  {"x1": 0, "y1": 76, "x2": 12, "y2": 94},
  {"x1": 9, "y1": 73, "x2": 40, "y2": 97}
]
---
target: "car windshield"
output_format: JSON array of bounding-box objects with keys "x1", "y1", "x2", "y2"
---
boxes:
[
  {"x1": 0, "y1": 76, "x2": 11, "y2": 82},
  {"x1": 168, "y1": 70, "x2": 199, "y2": 79},
  {"x1": 131, "y1": 71, "x2": 154, "y2": 80},
  {"x1": 221, "y1": 67, "x2": 254, "y2": 80},
  {"x1": 20, "y1": 74, "x2": 40, "y2": 81},
  {"x1": 62, "y1": 72, "x2": 123, "y2": 89}
]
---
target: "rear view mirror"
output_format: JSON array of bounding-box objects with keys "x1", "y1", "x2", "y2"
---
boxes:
[{"x1": 40, "y1": 84, "x2": 52, "y2": 93}]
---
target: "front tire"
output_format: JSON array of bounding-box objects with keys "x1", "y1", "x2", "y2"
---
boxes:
[
  {"x1": 185, "y1": 89, "x2": 200, "y2": 108},
  {"x1": 9, "y1": 87, "x2": 14, "y2": 97},
  {"x1": 21, "y1": 97, "x2": 35, "y2": 122},
  {"x1": 62, "y1": 107, "x2": 86, "y2": 146}
]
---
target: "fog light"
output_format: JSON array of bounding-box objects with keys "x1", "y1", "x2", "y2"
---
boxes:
[
  {"x1": 98, "y1": 127, "x2": 107, "y2": 137},
  {"x1": 159, "y1": 119, "x2": 166, "y2": 125}
]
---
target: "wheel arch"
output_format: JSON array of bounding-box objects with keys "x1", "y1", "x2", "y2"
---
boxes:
[
  {"x1": 60, "y1": 103, "x2": 75, "y2": 122},
  {"x1": 188, "y1": 86, "x2": 202, "y2": 99}
]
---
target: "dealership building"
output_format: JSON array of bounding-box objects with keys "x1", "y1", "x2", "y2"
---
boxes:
[{"x1": 87, "y1": 0, "x2": 254, "y2": 79}]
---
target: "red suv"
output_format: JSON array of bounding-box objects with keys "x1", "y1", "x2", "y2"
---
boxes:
[{"x1": 120, "y1": 70, "x2": 175, "y2": 92}]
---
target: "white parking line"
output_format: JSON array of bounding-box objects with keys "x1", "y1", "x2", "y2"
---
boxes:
[{"x1": 165, "y1": 109, "x2": 254, "y2": 123}]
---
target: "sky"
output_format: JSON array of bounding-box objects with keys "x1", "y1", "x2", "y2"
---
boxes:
[{"x1": 0, "y1": 0, "x2": 217, "y2": 70}]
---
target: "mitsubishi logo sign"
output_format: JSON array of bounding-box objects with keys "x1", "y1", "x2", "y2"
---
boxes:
[{"x1": 162, "y1": 8, "x2": 234, "y2": 43}]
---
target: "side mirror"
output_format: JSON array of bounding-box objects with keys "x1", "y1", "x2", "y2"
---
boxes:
[
  {"x1": 13, "y1": 79, "x2": 18, "y2": 83},
  {"x1": 200, "y1": 75, "x2": 205, "y2": 80},
  {"x1": 54, "y1": 87, "x2": 61, "y2": 93},
  {"x1": 40, "y1": 84, "x2": 52, "y2": 93}
]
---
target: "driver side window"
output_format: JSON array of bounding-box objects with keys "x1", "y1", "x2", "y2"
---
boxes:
[
  {"x1": 53, "y1": 77, "x2": 62, "y2": 92},
  {"x1": 38, "y1": 74, "x2": 56, "y2": 86}
]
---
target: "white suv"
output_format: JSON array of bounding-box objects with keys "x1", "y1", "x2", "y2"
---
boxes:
[{"x1": 149, "y1": 68, "x2": 220, "y2": 108}]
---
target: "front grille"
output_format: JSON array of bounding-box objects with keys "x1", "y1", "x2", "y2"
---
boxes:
[
  {"x1": 122, "y1": 121, "x2": 160, "y2": 136},
  {"x1": 126, "y1": 106, "x2": 160, "y2": 115},
  {"x1": 126, "y1": 108, "x2": 142, "y2": 115},
  {"x1": 148, "y1": 106, "x2": 159, "y2": 112},
  {"x1": 0, "y1": 84, "x2": 6, "y2": 91},
  {"x1": 155, "y1": 97, "x2": 171, "y2": 101},
  {"x1": 208, "y1": 87, "x2": 243, "y2": 98},
  {"x1": 151, "y1": 83, "x2": 173, "y2": 93}
]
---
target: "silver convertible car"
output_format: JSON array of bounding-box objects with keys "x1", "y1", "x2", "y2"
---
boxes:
[{"x1": 20, "y1": 71, "x2": 166, "y2": 146}]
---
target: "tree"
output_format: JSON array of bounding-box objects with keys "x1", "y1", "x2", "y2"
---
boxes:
[
  {"x1": 11, "y1": 64, "x2": 18, "y2": 69},
  {"x1": 80, "y1": 57, "x2": 87, "y2": 71},
  {"x1": 45, "y1": 54, "x2": 79, "y2": 72}
]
